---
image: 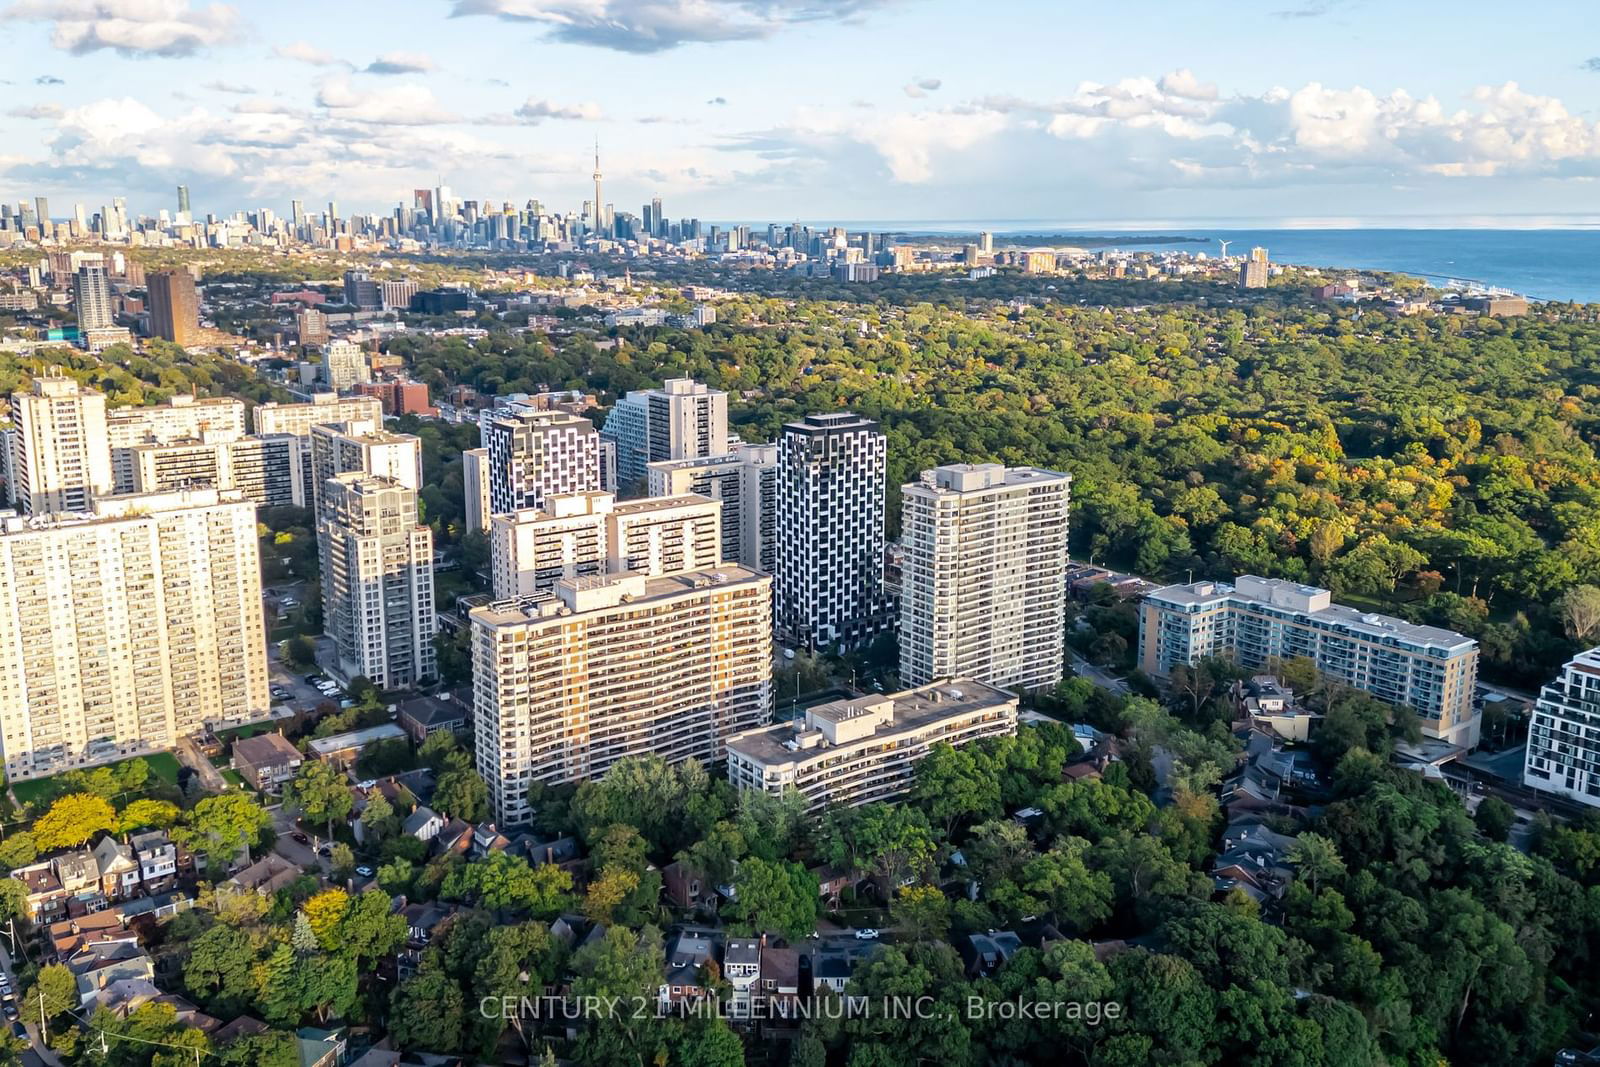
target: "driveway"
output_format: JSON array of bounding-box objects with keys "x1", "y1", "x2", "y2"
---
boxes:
[
  {"x1": 173, "y1": 736, "x2": 228, "y2": 794},
  {"x1": 1069, "y1": 651, "x2": 1130, "y2": 695}
]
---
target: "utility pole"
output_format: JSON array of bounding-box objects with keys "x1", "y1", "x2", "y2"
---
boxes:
[{"x1": 38, "y1": 989, "x2": 47, "y2": 1044}]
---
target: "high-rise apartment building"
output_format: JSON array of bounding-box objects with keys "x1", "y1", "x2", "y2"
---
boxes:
[
  {"x1": 647, "y1": 443, "x2": 779, "y2": 574},
  {"x1": 318, "y1": 474, "x2": 435, "y2": 689},
  {"x1": 296, "y1": 307, "x2": 330, "y2": 347},
  {"x1": 309, "y1": 422, "x2": 420, "y2": 518},
  {"x1": 775, "y1": 412, "x2": 889, "y2": 652},
  {"x1": 0, "y1": 488, "x2": 269, "y2": 780},
  {"x1": 322, "y1": 339, "x2": 371, "y2": 392},
  {"x1": 489, "y1": 492, "x2": 722, "y2": 599},
  {"x1": 379, "y1": 279, "x2": 418, "y2": 311},
  {"x1": 481, "y1": 408, "x2": 600, "y2": 517},
  {"x1": 1138, "y1": 575, "x2": 1480, "y2": 746},
  {"x1": 726, "y1": 680, "x2": 1017, "y2": 813},
  {"x1": 146, "y1": 270, "x2": 199, "y2": 346},
  {"x1": 899, "y1": 464, "x2": 1072, "y2": 691},
  {"x1": 471, "y1": 566, "x2": 772, "y2": 823},
  {"x1": 1526, "y1": 649, "x2": 1600, "y2": 807},
  {"x1": 1240, "y1": 246, "x2": 1269, "y2": 289},
  {"x1": 73, "y1": 263, "x2": 115, "y2": 332},
  {"x1": 252, "y1": 393, "x2": 384, "y2": 438},
  {"x1": 105, "y1": 394, "x2": 246, "y2": 493},
  {"x1": 9, "y1": 376, "x2": 113, "y2": 515},
  {"x1": 123, "y1": 434, "x2": 308, "y2": 508},
  {"x1": 463, "y1": 447, "x2": 491, "y2": 533},
  {"x1": 601, "y1": 377, "x2": 729, "y2": 488}
]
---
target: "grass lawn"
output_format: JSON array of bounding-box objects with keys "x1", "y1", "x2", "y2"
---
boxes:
[
  {"x1": 11, "y1": 750, "x2": 181, "y2": 807},
  {"x1": 221, "y1": 770, "x2": 247, "y2": 789},
  {"x1": 217, "y1": 722, "x2": 275, "y2": 742}
]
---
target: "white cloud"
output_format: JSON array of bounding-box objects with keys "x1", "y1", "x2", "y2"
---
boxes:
[
  {"x1": 365, "y1": 51, "x2": 434, "y2": 75},
  {"x1": 273, "y1": 40, "x2": 347, "y2": 67},
  {"x1": 447, "y1": 0, "x2": 897, "y2": 53},
  {"x1": 3, "y1": 0, "x2": 238, "y2": 57},
  {"x1": 316, "y1": 80, "x2": 458, "y2": 125},
  {"x1": 514, "y1": 97, "x2": 603, "y2": 123},
  {"x1": 903, "y1": 77, "x2": 941, "y2": 99},
  {"x1": 7, "y1": 103, "x2": 62, "y2": 119}
]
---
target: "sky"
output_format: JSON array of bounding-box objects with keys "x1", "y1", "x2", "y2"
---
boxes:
[{"x1": 4, "y1": 0, "x2": 1600, "y2": 227}]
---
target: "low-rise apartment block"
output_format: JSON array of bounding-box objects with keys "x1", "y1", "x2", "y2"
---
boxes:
[
  {"x1": 725, "y1": 679, "x2": 1017, "y2": 812},
  {"x1": 1138, "y1": 575, "x2": 1480, "y2": 747}
]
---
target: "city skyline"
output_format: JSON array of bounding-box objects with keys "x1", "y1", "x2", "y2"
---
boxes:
[{"x1": 4, "y1": 1, "x2": 1600, "y2": 223}]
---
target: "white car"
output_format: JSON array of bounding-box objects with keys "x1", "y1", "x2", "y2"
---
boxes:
[{"x1": 853, "y1": 929, "x2": 880, "y2": 941}]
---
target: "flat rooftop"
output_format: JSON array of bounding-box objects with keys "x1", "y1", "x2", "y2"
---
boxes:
[
  {"x1": 727, "y1": 678, "x2": 1014, "y2": 765},
  {"x1": 1147, "y1": 576, "x2": 1475, "y2": 652},
  {"x1": 473, "y1": 564, "x2": 766, "y2": 626}
]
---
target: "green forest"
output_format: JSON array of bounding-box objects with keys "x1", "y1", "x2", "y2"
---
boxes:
[{"x1": 381, "y1": 284, "x2": 1600, "y2": 687}]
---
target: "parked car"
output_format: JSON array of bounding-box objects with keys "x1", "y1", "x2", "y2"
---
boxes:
[
  {"x1": 853, "y1": 929, "x2": 880, "y2": 941},
  {"x1": 317, "y1": 845, "x2": 332, "y2": 858},
  {"x1": 291, "y1": 832, "x2": 310, "y2": 845},
  {"x1": 304, "y1": 674, "x2": 322, "y2": 684},
  {"x1": 355, "y1": 865, "x2": 374, "y2": 878}
]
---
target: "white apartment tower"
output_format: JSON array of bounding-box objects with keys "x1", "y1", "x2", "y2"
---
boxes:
[
  {"x1": 308, "y1": 422, "x2": 421, "y2": 518},
  {"x1": 318, "y1": 474, "x2": 436, "y2": 689},
  {"x1": 0, "y1": 489, "x2": 269, "y2": 780},
  {"x1": 602, "y1": 377, "x2": 730, "y2": 488},
  {"x1": 647, "y1": 443, "x2": 778, "y2": 574},
  {"x1": 1525, "y1": 648, "x2": 1600, "y2": 807},
  {"x1": 252, "y1": 394, "x2": 385, "y2": 437},
  {"x1": 462, "y1": 447, "x2": 491, "y2": 533},
  {"x1": 322, "y1": 339, "x2": 371, "y2": 392},
  {"x1": 899, "y1": 464, "x2": 1072, "y2": 691},
  {"x1": 480, "y1": 409, "x2": 600, "y2": 517},
  {"x1": 9, "y1": 376, "x2": 113, "y2": 515},
  {"x1": 776, "y1": 412, "x2": 889, "y2": 652},
  {"x1": 471, "y1": 567, "x2": 772, "y2": 824},
  {"x1": 105, "y1": 395, "x2": 247, "y2": 493},
  {"x1": 489, "y1": 492, "x2": 723, "y2": 599}
]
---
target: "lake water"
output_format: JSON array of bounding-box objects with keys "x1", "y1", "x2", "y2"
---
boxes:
[{"x1": 752, "y1": 221, "x2": 1600, "y2": 303}]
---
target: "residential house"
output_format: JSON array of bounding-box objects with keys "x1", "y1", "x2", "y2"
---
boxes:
[
  {"x1": 663, "y1": 861, "x2": 710, "y2": 910},
  {"x1": 724, "y1": 938, "x2": 761, "y2": 1016},
  {"x1": 659, "y1": 931, "x2": 718, "y2": 1010},
  {"x1": 522, "y1": 835, "x2": 584, "y2": 879},
  {"x1": 68, "y1": 941, "x2": 155, "y2": 1008},
  {"x1": 46, "y1": 910, "x2": 130, "y2": 961},
  {"x1": 470, "y1": 823, "x2": 511, "y2": 858},
  {"x1": 812, "y1": 953, "x2": 853, "y2": 994},
  {"x1": 226, "y1": 854, "x2": 300, "y2": 896},
  {"x1": 212, "y1": 1016, "x2": 270, "y2": 1047},
  {"x1": 15, "y1": 865, "x2": 68, "y2": 924},
  {"x1": 959, "y1": 931, "x2": 1023, "y2": 977},
  {"x1": 131, "y1": 831, "x2": 179, "y2": 893},
  {"x1": 402, "y1": 807, "x2": 444, "y2": 842},
  {"x1": 810, "y1": 865, "x2": 854, "y2": 909},
  {"x1": 232, "y1": 731, "x2": 304, "y2": 792},
  {"x1": 396, "y1": 696, "x2": 467, "y2": 743},
  {"x1": 92, "y1": 837, "x2": 141, "y2": 901},
  {"x1": 394, "y1": 900, "x2": 457, "y2": 981},
  {"x1": 432, "y1": 818, "x2": 473, "y2": 857},
  {"x1": 296, "y1": 1026, "x2": 348, "y2": 1067},
  {"x1": 757, "y1": 945, "x2": 802, "y2": 1019},
  {"x1": 1210, "y1": 818, "x2": 1299, "y2": 906}
]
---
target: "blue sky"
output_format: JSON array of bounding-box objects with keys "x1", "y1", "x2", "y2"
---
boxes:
[{"x1": 4, "y1": 0, "x2": 1600, "y2": 225}]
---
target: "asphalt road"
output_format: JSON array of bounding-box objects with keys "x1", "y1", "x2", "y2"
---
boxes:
[
  {"x1": 1069, "y1": 651, "x2": 1130, "y2": 695},
  {"x1": 0, "y1": 943, "x2": 57, "y2": 1067}
]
